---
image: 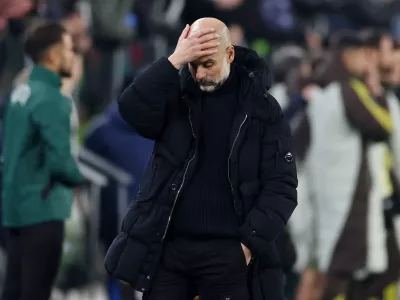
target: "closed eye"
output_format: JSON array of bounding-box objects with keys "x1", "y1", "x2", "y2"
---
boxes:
[{"x1": 190, "y1": 60, "x2": 215, "y2": 69}]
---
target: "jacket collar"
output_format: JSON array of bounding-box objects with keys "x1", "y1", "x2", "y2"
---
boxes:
[
  {"x1": 29, "y1": 65, "x2": 62, "y2": 88},
  {"x1": 180, "y1": 46, "x2": 280, "y2": 123},
  {"x1": 180, "y1": 46, "x2": 272, "y2": 96}
]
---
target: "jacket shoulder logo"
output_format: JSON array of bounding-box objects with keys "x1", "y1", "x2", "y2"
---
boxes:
[{"x1": 10, "y1": 84, "x2": 31, "y2": 106}]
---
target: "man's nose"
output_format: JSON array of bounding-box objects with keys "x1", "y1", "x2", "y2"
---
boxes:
[{"x1": 196, "y1": 69, "x2": 206, "y2": 80}]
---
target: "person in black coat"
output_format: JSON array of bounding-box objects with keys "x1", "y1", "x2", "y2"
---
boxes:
[{"x1": 105, "y1": 17, "x2": 298, "y2": 300}]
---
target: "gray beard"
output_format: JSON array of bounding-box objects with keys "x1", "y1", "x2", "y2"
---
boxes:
[{"x1": 198, "y1": 76, "x2": 228, "y2": 92}]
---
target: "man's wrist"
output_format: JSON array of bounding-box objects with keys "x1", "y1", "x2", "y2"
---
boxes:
[{"x1": 168, "y1": 54, "x2": 183, "y2": 70}]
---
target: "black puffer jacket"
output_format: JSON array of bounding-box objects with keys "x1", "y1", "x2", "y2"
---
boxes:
[{"x1": 104, "y1": 46, "x2": 298, "y2": 299}]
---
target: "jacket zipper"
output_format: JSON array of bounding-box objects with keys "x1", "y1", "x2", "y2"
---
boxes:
[
  {"x1": 162, "y1": 105, "x2": 197, "y2": 240},
  {"x1": 228, "y1": 114, "x2": 248, "y2": 213}
]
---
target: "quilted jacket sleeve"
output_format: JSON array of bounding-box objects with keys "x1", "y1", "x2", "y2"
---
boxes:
[{"x1": 118, "y1": 57, "x2": 181, "y2": 140}]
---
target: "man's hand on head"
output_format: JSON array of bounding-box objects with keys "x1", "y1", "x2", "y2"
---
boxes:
[{"x1": 168, "y1": 25, "x2": 220, "y2": 70}]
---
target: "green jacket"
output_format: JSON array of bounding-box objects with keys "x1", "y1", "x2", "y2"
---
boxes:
[{"x1": 2, "y1": 66, "x2": 84, "y2": 227}]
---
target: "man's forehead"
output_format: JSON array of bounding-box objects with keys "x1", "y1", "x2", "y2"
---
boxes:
[{"x1": 191, "y1": 55, "x2": 219, "y2": 65}]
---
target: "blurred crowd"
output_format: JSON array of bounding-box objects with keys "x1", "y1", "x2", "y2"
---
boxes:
[
  {"x1": 1, "y1": 0, "x2": 400, "y2": 300},
  {"x1": 272, "y1": 31, "x2": 400, "y2": 300}
]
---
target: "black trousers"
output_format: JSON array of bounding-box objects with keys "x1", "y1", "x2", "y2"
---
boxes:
[
  {"x1": 1, "y1": 221, "x2": 64, "y2": 300},
  {"x1": 145, "y1": 237, "x2": 250, "y2": 300}
]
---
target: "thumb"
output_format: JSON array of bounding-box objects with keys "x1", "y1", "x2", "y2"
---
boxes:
[{"x1": 178, "y1": 24, "x2": 190, "y2": 41}]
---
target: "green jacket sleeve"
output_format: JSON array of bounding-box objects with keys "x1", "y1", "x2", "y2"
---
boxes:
[{"x1": 31, "y1": 92, "x2": 84, "y2": 187}]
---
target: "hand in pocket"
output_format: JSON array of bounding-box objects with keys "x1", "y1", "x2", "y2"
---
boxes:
[{"x1": 241, "y1": 243, "x2": 252, "y2": 265}]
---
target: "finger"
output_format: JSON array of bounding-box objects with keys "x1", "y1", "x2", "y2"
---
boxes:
[
  {"x1": 191, "y1": 28, "x2": 216, "y2": 39},
  {"x1": 196, "y1": 48, "x2": 219, "y2": 58},
  {"x1": 197, "y1": 32, "x2": 220, "y2": 44},
  {"x1": 178, "y1": 24, "x2": 190, "y2": 41},
  {"x1": 197, "y1": 41, "x2": 220, "y2": 50}
]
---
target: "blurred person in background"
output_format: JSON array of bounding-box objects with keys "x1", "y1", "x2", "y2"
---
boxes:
[
  {"x1": 352, "y1": 34, "x2": 400, "y2": 299},
  {"x1": 361, "y1": 29, "x2": 394, "y2": 83},
  {"x1": 228, "y1": 23, "x2": 247, "y2": 47},
  {"x1": 84, "y1": 95, "x2": 154, "y2": 300},
  {"x1": 0, "y1": 0, "x2": 33, "y2": 108},
  {"x1": 339, "y1": 31, "x2": 400, "y2": 299},
  {"x1": 1, "y1": 22, "x2": 84, "y2": 300},
  {"x1": 269, "y1": 45, "x2": 308, "y2": 110},
  {"x1": 80, "y1": 0, "x2": 135, "y2": 118},
  {"x1": 0, "y1": 0, "x2": 37, "y2": 280},
  {"x1": 105, "y1": 18, "x2": 297, "y2": 300},
  {"x1": 269, "y1": 45, "x2": 314, "y2": 123},
  {"x1": 61, "y1": 12, "x2": 91, "y2": 60},
  {"x1": 387, "y1": 45, "x2": 400, "y2": 231},
  {"x1": 304, "y1": 32, "x2": 396, "y2": 300}
]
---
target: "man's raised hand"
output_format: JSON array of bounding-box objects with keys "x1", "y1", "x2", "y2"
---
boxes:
[{"x1": 168, "y1": 25, "x2": 220, "y2": 69}]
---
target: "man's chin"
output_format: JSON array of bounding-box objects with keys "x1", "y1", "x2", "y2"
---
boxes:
[{"x1": 199, "y1": 85, "x2": 218, "y2": 92}]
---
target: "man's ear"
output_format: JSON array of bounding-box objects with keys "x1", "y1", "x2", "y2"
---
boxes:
[{"x1": 227, "y1": 45, "x2": 235, "y2": 63}]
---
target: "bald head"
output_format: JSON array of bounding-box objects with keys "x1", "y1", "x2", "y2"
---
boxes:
[{"x1": 189, "y1": 18, "x2": 231, "y2": 49}]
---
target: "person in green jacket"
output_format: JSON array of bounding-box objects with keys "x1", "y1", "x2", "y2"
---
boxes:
[{"x1": 1, "y1": 22, "x2": 84, "y2": 300}]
